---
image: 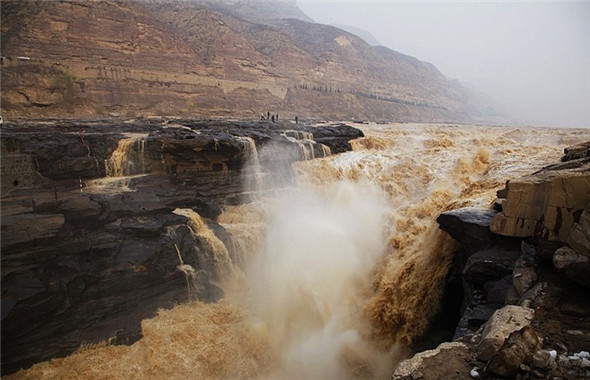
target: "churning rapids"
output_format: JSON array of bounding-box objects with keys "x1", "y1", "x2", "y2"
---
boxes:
[{"x1": 8, "y1": 123, "x2": 590, "y2": 379}]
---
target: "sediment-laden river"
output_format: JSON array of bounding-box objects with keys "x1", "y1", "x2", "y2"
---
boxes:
[{"x1": 9, "y1": 123, "x2": 590, "y2": 380}]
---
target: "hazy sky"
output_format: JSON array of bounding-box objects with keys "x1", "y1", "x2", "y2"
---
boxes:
[{"x1": 296, "y1": 1, "x2": 590, "y2": 127}]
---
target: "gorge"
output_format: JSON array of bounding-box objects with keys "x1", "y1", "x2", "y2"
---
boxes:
[
  {"x1": 2, "y1": 1, "x2": 590, "y2": 379},
  {"x1": 2, "y1": 119, "x2": 589, "y2": 379}
]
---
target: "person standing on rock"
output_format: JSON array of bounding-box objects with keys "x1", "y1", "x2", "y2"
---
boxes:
[
  {"x1": 271, "y1": 115, "x2": 275, "y2": 123},
  {"x1": 295, "y1": 116, "x2": 299, "y2": 124}
]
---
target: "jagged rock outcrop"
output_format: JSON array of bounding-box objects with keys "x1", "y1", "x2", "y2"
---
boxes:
[
  {"x1": 490, "y1": 158, "x2": 590, "y2": 243},
  {"x1": 0, "y1": 118, "x2": 361, "y2": 374},
  {"x1": 0, "y1": 0, "x2": 499, "y2": 123},
  {"x1": 401, "y1": 142, "x2": 590, "y2": 380},
  {"x1": 436, "y1": 208, "x2": 498, "y2": 255}
]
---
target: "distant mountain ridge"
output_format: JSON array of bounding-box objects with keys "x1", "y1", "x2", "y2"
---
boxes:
[
  {"x1": 1, "y1": 0, "x2": 502, "y2": 123},
  {"x1": 331, "y1": 24, "x2": 382, "y2": 46}
]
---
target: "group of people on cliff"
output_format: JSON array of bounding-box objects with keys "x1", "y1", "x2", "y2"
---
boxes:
[
  {"x1": 260, "y1": 111, "x2": 279, "y2": 122},
  {"x1": 260, "y1": 111, "x2": 299, "y2": 124}
]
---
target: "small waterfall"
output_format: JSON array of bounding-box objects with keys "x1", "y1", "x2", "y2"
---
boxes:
[
  {"x1": 105, "y1": 134, "x2": 148, "y2": 177},
  {"x1": 284, "y1": 130, "x2": 314, "y2": 140},
  {"x1": 281, "y1": 130, "x2": 331, "y2": 160},
  {"x1": 173, "y1": 208, "x2": 235, "y2": 281},
  {"x1": 237, "y1": 136, "x2": 263, "y2": 193},
  {"x1": 174, "y1": 243, "x2": 202, "y2": 300}
]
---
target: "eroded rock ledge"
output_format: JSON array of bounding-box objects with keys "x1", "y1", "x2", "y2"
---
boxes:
[
  {"x1": 0, "y1": 118, "x2": 363, "y2": 374},
  {"x1": 396, "y1": 142, "x2": 590, "y2": 380}
]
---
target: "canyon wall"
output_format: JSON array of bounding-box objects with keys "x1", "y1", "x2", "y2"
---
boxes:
[
  {"x1": 0, "y1": 118, "x2": 361, "y2": 374},
  {"x1": 395, "y1": 143, "x2": 590, "y2": 380},
  {"x1": 1, "y1": 0, "x2": 500, "y2": 123}
]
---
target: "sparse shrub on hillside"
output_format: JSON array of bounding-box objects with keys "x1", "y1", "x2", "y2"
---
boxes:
[{"x1": 50, "y1": 70, "x2": 76, "y2": 109}]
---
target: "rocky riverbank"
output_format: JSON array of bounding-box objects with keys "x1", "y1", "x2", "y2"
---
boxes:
[
  {"x1": 394, "y1": 142, "x2": 590, "y2": 379},
  {"x1": 0, "y1": 118, "x2": 363, "y2": 374}
]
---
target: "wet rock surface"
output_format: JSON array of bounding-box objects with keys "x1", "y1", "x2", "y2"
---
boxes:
[
  {"x1": 400, "y1": 142, "x2": 590, "y2": 380},
  {"x1": 0, "y1": 118, "x2": 362, "y2": 374}
]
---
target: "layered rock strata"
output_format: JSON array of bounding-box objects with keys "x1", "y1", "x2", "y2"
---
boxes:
[
  {"x1": 396, "y1": 142, "x2": 590, "y2": 379},
  {"x1": 1, "y1": 0, "x2": 500, "y2": 123},
  {"x1": 0, "y1": 118, "x2": 361, "y2": 374}
]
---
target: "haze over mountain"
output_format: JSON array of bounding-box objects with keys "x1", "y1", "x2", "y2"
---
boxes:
[
  {"x1": 2, "y1": 0, "x2": 504, "y2": 124},
  {"x1": 298, "y1": 1, "x2": 590, "y2": 128}
]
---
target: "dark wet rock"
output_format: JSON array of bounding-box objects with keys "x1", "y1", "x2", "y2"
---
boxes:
[
  {"x1": 0, "y1": 118, "x2": 363, "y2": 374},
  {"x1": 553, "y1": 246, "x2": 590, "y2": 289},
  {"x1": 463, "y1": 249, "x2": 521, "y2": 286},
  {"x1": 437, "y1": 207, "x2": 498, "y2": 255},
  {"x1": 562, "y1": 141, "x2": 590, "y2": 162},
  {"x1": 306, "y1": 123, "x2": 365, "y2": 153}
]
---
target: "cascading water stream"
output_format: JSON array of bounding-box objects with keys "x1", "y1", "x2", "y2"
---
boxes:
[
  {"x1": 281, "y1": 130, "x2": 331, "y2": 160},
  {"x1": 10, "y1": 124, "x2": 590, "y2": 380},
  {"x1": 87, "y1": 133, "x2": 150, "y2": 192},
  {"x1": 104, "y1": 134, "x2": 148, "y2": 178}
]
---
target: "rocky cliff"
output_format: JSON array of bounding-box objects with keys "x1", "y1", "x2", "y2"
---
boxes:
[
  {"x1": 0, "y1": 117, "x2": 362, "y2": 374},
  {"x1": 1, "y1": 0, "x2": 499, "y2": 123},
  {"x1": 394, "y1": 143, "x2": 590, "y2": 379}
]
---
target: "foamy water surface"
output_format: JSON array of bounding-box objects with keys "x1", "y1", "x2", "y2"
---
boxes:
[{"x1": 10, "y1": 123, "x2": 590, "y2": 379}]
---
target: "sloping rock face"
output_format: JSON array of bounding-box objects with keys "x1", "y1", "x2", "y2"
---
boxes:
[
  {"x1": 0, "y1": 118, "x2": 361, "y2": 374},
  {"x1": 1, "y1": 0, "x2": 498, "y2": 123},
  {"x1": 404, "y1": 142, "x2": 590, "y2": 380}
]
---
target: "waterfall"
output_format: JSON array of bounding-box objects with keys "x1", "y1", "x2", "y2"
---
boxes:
[
  {"x1": 15, "y1": 123, "x2": 586, "y2": 380},
  {"x1": 174, "y1": 243, "x2": 202, "y2": 300},
  {"x1": 218, "y1": 203, "x2": 269, "y2": 269},
  {"x1": 104, "y1": 134, "x2": 148, "y2": 177},
  {"x1": 237, "y1": 136, "x2": 263, "y2": 193},
  {"x1": 172, "y1": 208, "x2": 235, "y2": 282},
  {"x1": 281, "y1": 130, "x2": 331, "y2": 160}
]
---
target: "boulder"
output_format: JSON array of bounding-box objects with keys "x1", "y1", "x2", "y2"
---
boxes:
[
  {"x1": 512, "y1": 245, "x2": 539, "y2": 297},
  {"x1": 477, "y1": 305, "x2": 535, "y2": 362},
  {"x1": 392, "y1": 342, "x2": 472, "y2": 380},
  {"x1": 436, "y1": 207, "x2": 498, "y2": 255},
  {"x1": 484, "y1": 325, "x2": 540, "y2": 377},
  {"x1": 562, "y1": 141, "x2": 590, "y2": 161}
]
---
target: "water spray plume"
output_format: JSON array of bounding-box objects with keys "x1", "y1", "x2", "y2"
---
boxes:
[
  {"x1": 242, "y1": 180, "x2": 393, "y2": 378},
  {"x1": 10, "y1": 123, "x2": 590, "y2": 380}
]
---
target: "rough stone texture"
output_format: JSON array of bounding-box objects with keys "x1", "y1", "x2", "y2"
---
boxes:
[
  {"x1": 423, "y1": 142, "x2": 590, "y2": 380},
  {"x1": 567, "y1": 202, "x2": 590, "y2": 257},
  {"x1": 562, "y1": 141, "x2": 590, "y2": 162},
  {"x1": 0, "y1": 119, "x2": 362, "y2": 374},
  {"x1": 463, "y1": 249, "x2": 521, "y2": 286},
  {"x1": 512, "y1": 257, "x2": 538, "y2": 297},
  {"x1": 0, "y1": 0, "x2": 500, "y2": 123},
  {"x1": 484, "y1": 325, "x2": 540, "y2": 377},
  {"x1": 477, "y1": 305, "x2": 535, "y2": 362},
  {"x1": 490, "y1": 158, "x2": 590, "y2": 241},
  {"x1": 553, "y1": 246, "x2": 590, "y2": 288},
  {"x1": 391, "y1": 342, "x2": 472, "y2": 380},
  {"x1": 436, "y1": 207, "x2": 498, "y2": 255}
]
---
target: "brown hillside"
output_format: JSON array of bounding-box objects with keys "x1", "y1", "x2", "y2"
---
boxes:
[{"x1": 1, "y1": 0, "x2": 498, "y2": 122}]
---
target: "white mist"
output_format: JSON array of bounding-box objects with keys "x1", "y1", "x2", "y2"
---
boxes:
[{"x1": 242, "y1": 180, "x2": 392, "y2": 378}]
